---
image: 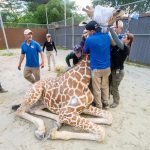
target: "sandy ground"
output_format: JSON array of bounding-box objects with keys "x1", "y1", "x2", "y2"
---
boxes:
[{"x1": 0, "y1": 49, "x2": 150, "y2": 150}]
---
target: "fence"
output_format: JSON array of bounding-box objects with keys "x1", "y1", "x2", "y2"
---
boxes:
[
  {"x1": 48, "y1": 14, "x2": 150, "y2": 66},
  {"x1": 123, "y1": 14, "x2": 150, "y2": 65},
  {"x1": 0, "y1": 14, "x2": 150, "y2": 65},
  {"x1": 0, "y1": 28, "x2": 48, "y2": 49}
]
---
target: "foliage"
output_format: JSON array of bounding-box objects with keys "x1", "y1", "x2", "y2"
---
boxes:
[
  {"x1": 0, "y1": 0, "x2": 88, "y2": 25},
  {"x1": 19, "y1": 0, "x2": 81, "y2": 24},
  {"x1": 92, "y1": 0, "x2": 150, "y2": 13},
  {"x1": 0, "y1": 0, "x2": 27, "y2": 22}
]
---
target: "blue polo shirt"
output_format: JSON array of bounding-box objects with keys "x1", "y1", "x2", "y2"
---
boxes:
[
  {"x1": 21, "y1": 40, "x2": 42, "y2": 68},
  {"x1": 84, "y1": 32, "x2": 111, "y2": 70}
]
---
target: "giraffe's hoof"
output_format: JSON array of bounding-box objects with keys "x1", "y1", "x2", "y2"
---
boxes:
[
  {"x1": 34, "y1": 130, "x2": 45, "y2": 140},
  {"x1": 53, "y1": 121, "x2": 62, "y2": 130},
  {"x1": 50, "y1": 128, "x2": 58, "y2": 139}
]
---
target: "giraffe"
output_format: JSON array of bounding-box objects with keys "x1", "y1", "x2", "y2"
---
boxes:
[
  {"x1": 16, "y1": 54, "x2": 113, "y2": 142},
  {"x1": 15, "y1": 6, "x2": 125, "y2": 142}
]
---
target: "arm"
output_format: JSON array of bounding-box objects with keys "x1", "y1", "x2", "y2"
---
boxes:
[
  {"x1": 42, "y1": 42, "x2": 46, "y2": 52},
  {"x1": 109, "y1": 27, "x2": 124, "y2": 50},
  {"x1": 18, "y1": 54, "x2": 25, "y2": 70},
  {"x1": 52, "y1": 41, "x2": 57, "y2": 53},
  {"x1": 65, "y1": 53, "x2": 73, "y2": 67},
  {"x1": 84, "y1": 38, "x2": 90, "y2": 54},
  {"x1": 36, "y1": 42, "x2": 45, "y2": 68},
  {"x1": 40, "y1": 51, "x2": 44, "y2": 68}
]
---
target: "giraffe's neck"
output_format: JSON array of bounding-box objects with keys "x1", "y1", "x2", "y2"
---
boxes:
[{"x1": 75, "y1": 54, "x2": 91, "y2": 86}]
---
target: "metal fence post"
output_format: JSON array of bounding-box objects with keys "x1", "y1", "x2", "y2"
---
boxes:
[
  {"x1": 0, "y1": 12, "x2": 9, "y2": 52},
  {"x1": 72, "y1": 15, "x2": 74, "y2": 48}
]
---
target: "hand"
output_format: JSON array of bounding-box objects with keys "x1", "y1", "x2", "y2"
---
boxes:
[
  {"x1": 107, "y1": 16, "x2": 115, "y2": 26},
  {"x1": 41, "y1": 62, "x2": 44, "y2": 69},
  {"x1": 18, "y1": 65, "x2": 21, "y2": 70}
]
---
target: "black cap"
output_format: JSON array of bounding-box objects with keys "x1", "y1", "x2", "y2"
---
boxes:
[{"x1": 85, "y1": 21, "x2": 99, "y2": 31}]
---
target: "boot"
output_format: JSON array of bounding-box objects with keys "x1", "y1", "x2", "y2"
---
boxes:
[
  {"x1": 0, "y1": 84, "x2": 8, "y2": 93},
  {"x1": 103, "y1": 103, "x2": 110, "y2": 110},
  {"x1": 110, "y1": 102, "x2": 119, "y2": 108}
]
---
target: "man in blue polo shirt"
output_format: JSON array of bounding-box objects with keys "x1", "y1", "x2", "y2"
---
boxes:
[
  {"x1": 84, "y1": 21, "x2": 111, "y2": 109},
  {"x1": 18, "y1": 29, "x2": 44, "y2": 83}
]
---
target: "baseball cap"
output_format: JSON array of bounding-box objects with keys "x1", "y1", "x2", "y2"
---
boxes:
[
  {"x1": 85, "y1": 21, "x2": 99, "y2": 31},
  {"x1": 24, "y1": 29, "x2": 32, "y2": 35},
  {"x1": 73, "y1": 44, "x2": 82, "y2": 53},
  {"x1": 46, "y1": 33, "x2": 51, "y2": 37}
]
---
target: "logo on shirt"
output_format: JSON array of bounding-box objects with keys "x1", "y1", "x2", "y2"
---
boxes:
[{"x1": 31, "y1": 45, "x2": 34, "y2": 49}]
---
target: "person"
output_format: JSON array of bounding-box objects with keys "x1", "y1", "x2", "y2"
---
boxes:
[
  {"x1": 43, "y1": 33, "x2": 57, "y2": 71},
  {"x1": 12, "y1": 29, "x2": 44, "y2": 110},
  {"x1": 18, "y1": 29, "x2": 44, "y2": 83},
  {"x1": 0, "y1": 83, "x2": 8, "y2": 93},
  {"x1": 113, "y1": 20, "x2": 124, "y2": 39},
  {"x1": 66, "y1": 44, "x2": 83, "y2": 67},
  {"x1": 80, "y1": 30, "x2": 88, "y2": 51},
  {"x1": 108, "y1": 18, "x2": 134, "y2": 108},
  {"x1": 84, "y1": 21, "x2": 111, "y2": 109}
]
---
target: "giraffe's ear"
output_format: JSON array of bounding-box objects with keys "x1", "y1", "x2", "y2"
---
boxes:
[{"x1": 82, "y1": 6, "x2": 94, "y2": 18}]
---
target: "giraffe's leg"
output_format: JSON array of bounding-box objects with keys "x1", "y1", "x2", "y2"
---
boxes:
[
  {"x1": 50, "y1": 128, "x2": 103, "y2": 142},
  {"x1": 29, "y1": 109, "x2": 62, "y2": 129},
  {"x1": 83, "y1": 105, "x2": 113, "y2": 125},
  {"x1": 16, "y1": 83, "x2": 46, "y2": 140},
  {"x1": 50, "y1": 111, "x2": 105, "y2": 142}
]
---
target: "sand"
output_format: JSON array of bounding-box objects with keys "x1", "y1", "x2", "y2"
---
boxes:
[{"x1": 0, "y1": 49, "x2": 150, "y2": 150}]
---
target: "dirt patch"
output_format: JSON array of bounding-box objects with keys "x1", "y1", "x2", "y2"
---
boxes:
[{"x1": 0, "y1": 49, "x2": 150, "y2": 150}]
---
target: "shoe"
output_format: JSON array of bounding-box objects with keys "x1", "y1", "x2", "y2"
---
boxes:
[
  {"x1": 12, "y1": 104, "x2": 21, "y2": 110},
  {"x1": 110, "y1": 102, "x2": 118, "y2": 108},
  {"x1": 103, "y1": 103, "x2": 109, "y2": 110},
  {"x1": 0, "y1": 88, "x2": 8, "y2": 93},
  {"x1": 48, "y1": 67, "x2": 51, "y2": 71}
]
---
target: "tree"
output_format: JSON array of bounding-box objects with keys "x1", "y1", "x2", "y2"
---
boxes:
[
  {"x1": 92, "y1": 0, "x2": 150, "y2": 13},
  {"x1": 20, "y1": 0, "x2": 81, "y2": 24},
  {"x1": 0, "y1": 0, "x2": 27, "y2": 22}
]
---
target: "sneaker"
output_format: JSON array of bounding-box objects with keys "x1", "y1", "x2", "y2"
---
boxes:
[
  {"x1": 110, "y1": 102, "x2": 118, "y2": 108},
  {"x1": 12, "y1": 104, "x2": 21, "y2": 110},
  {"x1": 48, "y1": 67, "x2": 51, "y2": 71},
  {"x1": 0, "y1": 88, "x2": 8, "y2": 93}
]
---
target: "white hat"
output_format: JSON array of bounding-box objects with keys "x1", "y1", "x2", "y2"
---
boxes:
[
  {"x1": 46, "y1": 33, "x2": 51, "y2": 37},
  {"x1": 24, "y1": 29, "x2": 32, "y2": 35}
]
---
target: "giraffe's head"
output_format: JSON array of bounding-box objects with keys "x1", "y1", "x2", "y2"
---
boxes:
[{"x1": 82, "y1": 5, "x2": 125, "y2": 32}]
